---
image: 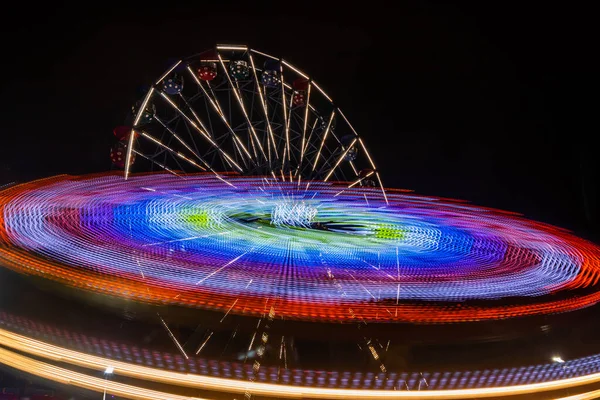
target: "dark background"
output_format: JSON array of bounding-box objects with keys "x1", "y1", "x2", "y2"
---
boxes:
[{"x1": 0, "y1": 1, "x2": 596, "y2": 237}]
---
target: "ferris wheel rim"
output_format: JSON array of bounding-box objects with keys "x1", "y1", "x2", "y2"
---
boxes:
[{"x1": 121, "y1": 44, "x2": 388, "y2": 204}]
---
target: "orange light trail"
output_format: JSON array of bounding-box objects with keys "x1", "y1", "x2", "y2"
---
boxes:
[{"x1": 3, "y1": 327, "x2": 600, "y2": 399}]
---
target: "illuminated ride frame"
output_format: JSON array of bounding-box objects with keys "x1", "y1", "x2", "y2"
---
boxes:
[
  {"x1": 120, "y1": 44, "x2": 386, "y2": 202},
  {"x1": 1, "y1": 44, "x2": 600, "y2": 400}
]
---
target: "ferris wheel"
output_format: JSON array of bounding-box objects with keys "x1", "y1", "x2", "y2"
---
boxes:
[{"x1": 111, "y1": 44, "x2": 386, "y2": 201}]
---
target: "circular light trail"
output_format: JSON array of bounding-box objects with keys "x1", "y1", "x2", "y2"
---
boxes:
[{"x1": 1, "y1": 173, "x2": 600, "y2": 324}]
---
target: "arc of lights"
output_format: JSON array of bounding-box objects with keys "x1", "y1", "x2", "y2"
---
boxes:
[
  {"x1": 338, "y1": 109, "x2": 388, "y2": 204},
  {"x1": 126, "y1": 59, "x2": 184, "y2": 180},
  {"x1": 126, "y1": 47, "x2": 387, "y2": 204},
  {"x1": 4, "y1": 327, "x2": 600, "y2": 399},
  {"x1": 248, "y1": 48, "x2": 351, "y2": 185}
]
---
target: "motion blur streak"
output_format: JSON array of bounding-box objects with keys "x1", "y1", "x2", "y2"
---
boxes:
[
  {"x1": 556, "y1": 389, "x2": 600, "y2": 399},
  {"x1": 2, "y1": 174, "x2": 600, "y2": 324},
  {"x1": 0, "y1": 346, "x2": 208, "y2": 400},
  {"x1": 4, "y1": 327, "x2": 600, "y2": 399}
]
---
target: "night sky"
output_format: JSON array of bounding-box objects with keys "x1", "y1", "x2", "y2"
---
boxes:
[{"x1": 0, "y1": 2, "x2": 596, "y2": 236}]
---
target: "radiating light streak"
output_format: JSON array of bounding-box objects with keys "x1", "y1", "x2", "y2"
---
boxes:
[
  {"x1": 1, "y1": 173, "x2": 599, "y2": 324},
  {"x1": 186, "y1": 65, "x2": 255, "y2": 167},
  {"x1": 301, "y1": 118, "x2": 320, "y2": 163},
  {"x1": 157, "y1": 91, "x2": 243, "y2": 172},
  {"x1": 220, "y1": 299, "x2": 239, "y2": 323},
  {"x1": 312, "y1": 111, "x2": 335, "y2": 172},
  {"x1": 248, "y1": 51, "x2": 278, "y2": 159},
  {"x1": 137, "y1": 130, "x2": 206, "y2": 171},
  {"x1": 195, "y1": 331, "x2": 214, "y2": 355},
  {"x1": 158, "y1": 314, "x2": 188, "y2": 359},
  {"x1": 152, "y1": 115, "x2": 208, "y2": 166},
  {"x1": 196, "y1": 252, "x2": 247, "y2": 285},
  {"x1": 132, "y1": 150, "x2": 182, "y2": 178},
  {"x1": 358, "y1": 137, "x2": 388, "y2": 204},
  {"x1": 217, "y1": 53, "x2": 267, "y2": 162},
  {"x1": 125, "y1": 87, "x2": 154, "y2": 179},
  {"x1": 155, "y1": 60, "x2": 182, "y2": 85},
  {"x1": 280, "y1": 61, "x2": 291, "y2": 166},
  {"x1": 299, "y1": 83, "x2": 312, "y2": 165},
  {"x1": 323, "y1": 138, "x2": 358, "y2": 182}
]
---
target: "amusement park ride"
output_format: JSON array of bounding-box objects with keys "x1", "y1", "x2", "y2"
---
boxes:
[
  {"x1": 0, "y1": 44, "x2": 600, "y2": 399},
  {"x1": 110, "y1": 44, "x2": 385, "y2": 201}
]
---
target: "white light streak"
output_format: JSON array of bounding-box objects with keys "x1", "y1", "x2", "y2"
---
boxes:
[
  {"x1": 323, "y1": 138, "x2": 357, "y2": 182},
  {"x1": 155, "y1": 60, "x2": 182, "y2": 85},
  {"x1": 158, "y1": 314, "x2": 188, "y2": 360},
  {"x1": 125, "y1": 87, "x2": 154, "y2": 180},
  {"x1": 158, "y1": 91, "x2": 243, "y2": 172},
  {"x1": 281, "y1": 60, "x2": 309, "y2": 79},
  {"x1": 217, "y1": 45, "x2": 248, "y2": 51},
  {"x1": 248, "y1": 51, "x2": 278, "y2": 160},
  {"x1": 217, "y1": 53, "x2": 267, "y2": 162},
  {"x1": 312, "y1": 111, "x2": 335, "y2": 172}
]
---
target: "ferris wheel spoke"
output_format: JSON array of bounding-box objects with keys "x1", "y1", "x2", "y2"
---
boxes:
[
  {"x1": 327, "y1": 129, "x2": 360, "y2": 178},
  {"x1": 132, "y1": 150, "x2": 185, "y2": 178},
  {"x1": 248, "y1": 51, "x2": 278, "y2": 160},
  {"x1": 311, "y1": 110, "x2": 336, "y2": 173},
  {"x1": 333, "y1": 170, "x2": 377, "y2": 197},
  {"x1": 358, "y1": 137, "x2": 388, "y2": 204},
  {"x1": 121, "y1": 46, "x2": 382, "y2": 195},
  {"x1": 125, "y1": 87, "x2": 155, "y2": 179},
  {"x1": 185, "y1": 65, "x2": 255, "y2": 168},
  {"x1": 177, "y1": 93, "x2": 214, "y2": 140},
  {"x1": 217, "y1": 53, "x2": 268, "y2": 165},
  {"x1": 155, "y1": 60, "x2": 182, "y2": 86},
  {"x1": 139, "y1": 129, "x2": 236, "y2": 187},
  {"x1": 157, "y1": 90, "x2": 243, "y2": 172},
  {"x1": 323, "y1": 138, "x2": 358, "y2": 182},
  {"x1": 136, "y1": 130, "x2": 206, "y2": 171},
  {"x1": 153, "y1": 115, "x2": 206, "y2": 166},
  {"x1": 298, "y1": 84, "x2": 312, "y2": 166},
  {"x1": 279, "y1": 62, "x2": 292, "y2": 169}
]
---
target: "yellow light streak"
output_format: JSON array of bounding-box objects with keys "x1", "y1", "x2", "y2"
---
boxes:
[
  {"x1": 299, "y1": 84, "x2": 312, "y2": 165},
  {"x1": 311, "y1": 81, "x2": 333, "y2": 103},
  {"x1": 157, "y1": 91, "x2": 243, "y2": 172},
  {"x1": 137, "y1": 131, "x2": 206, "y2": 171},
  {"x1": 217, "y1": 53, "x2": 267, "y2": 162},
  {"x1": 4, "y1": 327, "x2": 600, "y2": 398},
  {"x1": 125, "y1": 87, "x2": 154, "y2": 180},
  {"x1": 186, "y1": 65, "x2": 254, "y2": 166},
  {"x1": 281, "y1": 60, "x2": 309, "y2": 79},
  {"x1": 248, "y1": 51, "x2": 278, "y2": 160},
  {"x1": 312, "y1": 110, "x2": 335, "y2": 172},
  {"x1": 280, "y1": 62, "x2": 291, "y2": 165},
  {"x1": 155, "y1": 60, "x2": 182, "y2": 85},
  {"x1": 250, "y1": 49, "x2": 279, "y2": 60},
  {"x1": 0, "y1": 346, "x2": 208, "y2": 400},
  {"x1": 217, "y1": 45, "x2": 248, "y2": 51},
  {"x1": 323, "y1": 138, "x2": 357, "y2": 182}
]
